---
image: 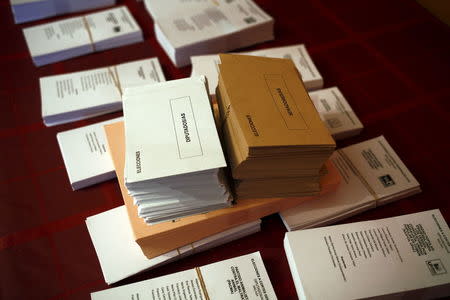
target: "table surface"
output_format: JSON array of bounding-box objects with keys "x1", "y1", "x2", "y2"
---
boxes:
[{"x1": 1, "y1": 0, "x2": 450, "y2": 299}]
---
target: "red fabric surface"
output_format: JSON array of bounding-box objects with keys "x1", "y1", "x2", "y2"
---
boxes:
[{"x1": 1, "y1": 0, "x2": 450, "y2": 299}]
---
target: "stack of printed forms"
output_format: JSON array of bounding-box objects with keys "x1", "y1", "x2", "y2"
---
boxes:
[
  {"x1": 280, "y1": 136, "x2": 421, "y2": 231},
  {"x1": 191, "y1": 44, "x2": 323, "y2": 97},
  {"x1": 309, "y1": 87, "x2": 363, "y2": 140},
  {"x1": 86, "y1": 206, "x2": 261, "y2": 284},
  {"x1": 123, "y1": 76, "x2": 232, "y2": 224},
  {"x1": 56, "y1": 86, "x2": 362, "y2": 190},
  {"x1": 144, "y1": 0, "x2": 274, "y2": 67},
  {"x1": 91, "y1": 252, "x2": 277, "y2": 299},
  {"x1": 284, "y1": 210, "x2": 450, "y2": 300},
  {"x1": 10, "y1": 0, "x2": 116, "y2": 24},
  {"x1": 41, "y1": 57, "x2": 165, "y2": 126},
  {"x1": 23, "y1": 6, "x2": 143, "y2": 66},
  {"x1": 57, "y1": 117, "x2": 123, "y2": 190},
  {"x1": 216, "y1": 54, "x2": 336, "y2": 199}
]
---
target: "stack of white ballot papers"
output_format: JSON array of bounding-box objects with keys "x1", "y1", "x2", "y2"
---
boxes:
[
  {"x1": 191, "y1": 44, "x2": 323, "y2": 96},
  {"x1": 57, "y1": 117, "x2": 122, "y2": 190},
  {"x1": 280, "y1": 136, "x2": 421, "y2": 231},
  {"x1": 310, "y1": 87, "x2": 363, "y2": 140},
  {"x1": 86, "y1": 206, "x2": 262, "y2": 284},
  {"x1": 23, "y1": 6, "x2": 143, "y2": 66},
  {"x1": 144, "y1": 0, "x2": 274, "y2": 67},
  {"x1": 284, "y1": 209, "x2": 450, "y2": 300},
  {"x1": 10, "y1": 0, "x2": 116, "y2": 24},
  {"x1": 91, "y1": 251, "x2": 277, "y2": 299},
  {"x1": 123, "y1": 76, "x2": 231, "y2": 224},
  {"x1": 40, "y1": 57, "x2": 165, "y2": 126}
]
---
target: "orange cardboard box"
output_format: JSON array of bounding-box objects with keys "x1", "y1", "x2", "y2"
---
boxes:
[{"x1": 105, "y1": 121, "x2": 341, "y2": 259}]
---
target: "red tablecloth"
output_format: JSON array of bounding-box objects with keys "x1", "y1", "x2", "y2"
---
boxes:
[{"x1": 1, "y1": 0, "x2": 450, "y2": 299}]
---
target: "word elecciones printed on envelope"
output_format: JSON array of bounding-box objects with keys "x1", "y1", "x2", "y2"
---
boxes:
[
  {"x1": 23, "y1": 6, "x2": 143, "y2": 66},
  {"x1": 122, "y1": 76, "x2": 231, "y2": 224}
]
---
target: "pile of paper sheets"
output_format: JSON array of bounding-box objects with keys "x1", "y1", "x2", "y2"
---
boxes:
[
  {"x1": 105, "y1": 119, "x2": 341, "y2": 259},
  {"x1": 284, "y1": 210, "x2": 449, "y2": 300},
  {"x1": 309, "y1": 87, "x2": 363, "y2": 140},
  {"x1": 41, "y1": 58, "x2": 165, "y2": 126},
  {"x1": 280, "y1": 136, "x2": 421, "y2": 231},
  {"x1": 56, "y1": 85, "x2": 362, "y2": 191},
  {"x1": 91, "y1": 251, "x2": 277, "y2": 299},
  {"x1": 57, "y1": 117, "x2": 122, "y2": 190},
  {"x1": 23, "y1": 6, "x2": 143, "y2": 66},
  {"x1": 191, "y1": 44, "x2": 323, "y2": 97},
  {"x1": 86, "y1": 205, "x2": 261, "y2": 284},
  {"x1": 123, "y1": 76, "x2": 232, "y2": 224},
  {"x1": 10, "y1": 0, "x2": 116, "y2": 24},
  {"x1": 216, "y1": 54, "x2": 335, "y2": 199},
  {"x1": 144, "y1": 0, "x2": 274, "y2": 67}
]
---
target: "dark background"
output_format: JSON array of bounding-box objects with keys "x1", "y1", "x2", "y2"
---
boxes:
[{"x1": 1, "y1": 0, "x2": 450, "y2": 299}]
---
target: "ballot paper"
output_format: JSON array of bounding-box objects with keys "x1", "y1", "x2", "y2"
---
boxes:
[
  {"x1": 123, "y1": 76, "x2": 231, "y2": 223},
  {"x1": 57, "y1": 117, "x2": 122, "y2": 190},
  {"x1": 145, "y1": 0, "x2": 274, "y2": 67},
  {"x1": 91, "y1": 251, "x2": 277, "y2": 299},
  {"x1": 41, "y1": 58, "x2": 165, "y2": 126},
  {"x1": 310, "y1": 87, "x2": 363, "y2": 140},
  {"x1": 284, "y1": 209, "x2": 450, "y2": 300},
  {"x1": 280, "y1": 136, "x2": 421, "y2": 231},
  {"x1": 23, "y1": 6, "x2": 143, "y2": 66},
  {"x1": 191, "y1": 44, "x2": 322, "y2": 96},
  {"x1": 10, "y1": 0, "x2": 116, "y2": 24},
  {"x1": 86, "y1": 205, "x2": 262, "y2": 284}
]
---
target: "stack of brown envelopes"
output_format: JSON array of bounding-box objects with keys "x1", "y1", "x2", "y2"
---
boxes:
[{"x1": 216, "y1": 54, "x2": 336, "y2": 198}]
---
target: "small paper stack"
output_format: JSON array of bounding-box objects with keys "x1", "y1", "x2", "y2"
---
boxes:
[
  {"x1": 280, "y1": 136, "x2": 421, "y2": 231},
  {"x1": 191, "y1": 44, "x2": 323, "y2": 96},
  {"x1": 144, "y1": 0, "x2": 274, "y2": 67},
  {"x1": 23, "y1": 6, "x2": 143, "y2": 66},
  {"x1": 123, "y1": 76, "x2": 231, "y2": 224},
  {"x1": 310, "y1": 87, "x2": 363, "y2": 140},
  {"x1": 216, "y1": 54, "x2": 335, "y2": 199},
  {"x1": 284, "y1": 210, "x2": 450, "y2": 300},
  {"x1": 10, "y1": 0, "x2": 116, "y2": 24},
  {"x1": 57, "y1": 117, "x2": 122, "y2": 190},
  {"x1": 91, "y1": 252, "x2": 277, "y2": 299},
  {"x1": 86, "y1": 206, "x2": 262, "y2": 284},
  {"x1": 41, "y1": 57, "x2": 165, "y2": 126}
]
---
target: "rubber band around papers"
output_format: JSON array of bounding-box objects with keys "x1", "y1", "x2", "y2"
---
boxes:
[
  {"x1": 195, "y1": 267, "x2": 211, "y2": 300},
  {"x1": 337, "y1": 149, "x2": 379, "y2": 202},
  {"x1": 82, "y1": 16, "x2": 96, "y2": 52},
  {"x1": 107, "y1": 66, "x2": 123, "y2": 96}
]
